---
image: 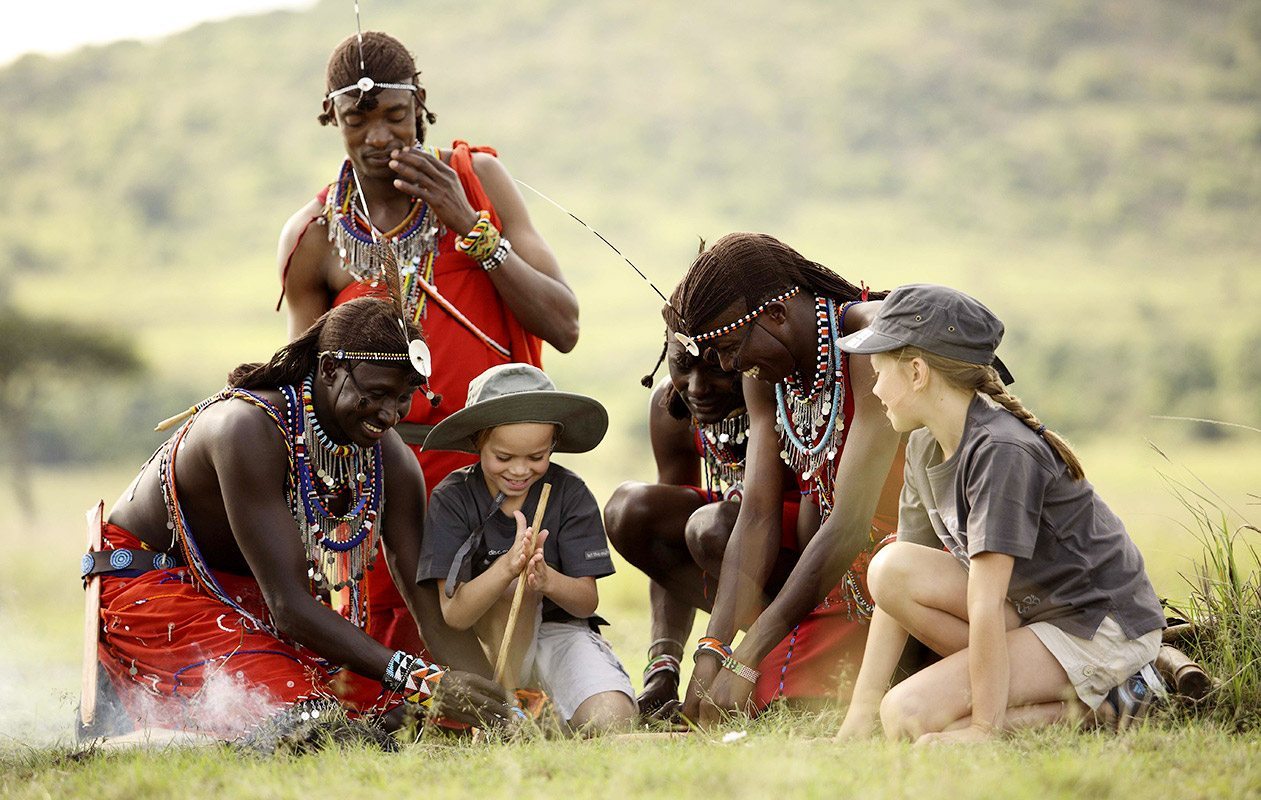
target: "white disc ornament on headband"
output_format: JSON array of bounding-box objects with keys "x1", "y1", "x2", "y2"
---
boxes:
[
  {"x1": 409, "y1": 339, "x2": 433, "y2": 377},
  {"x1": 674, "y1": 332, "x2": 700, "y2": 357}
]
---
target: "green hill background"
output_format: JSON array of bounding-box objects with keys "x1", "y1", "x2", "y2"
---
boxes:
[{"x1": 0, "y1": 0, "x2": 1258, "y2": 475}]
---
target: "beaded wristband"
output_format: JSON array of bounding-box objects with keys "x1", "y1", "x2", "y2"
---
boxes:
[
  {"x1": 693, "y1": 636, "x2": 732, "y2": 663},
  {"x1": 457, "y1": 211, "x2": 501, "y2": 262},
  {"x1": 721, "y1": 655, "x2": 761, "y2": 684},
  {"x1": 404, "y1": 662, "x2": 446, "y2": 709},
  {"x1": 480, "y1": 238, "x2": 512, "y2": 272},
  {"x1": 383, "y1": 649, "x2": 446, "y2": 708}
]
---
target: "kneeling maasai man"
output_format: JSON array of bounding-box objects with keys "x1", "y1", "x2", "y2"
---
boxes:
[
  {"x1": 89, "y1": 297, "x2": 514, "y2": 738},
  {"x1": 607, "y1": 318, "x2": 903, "y2": 719}
]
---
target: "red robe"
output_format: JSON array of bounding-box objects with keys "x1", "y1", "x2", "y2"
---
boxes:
[{"x1": 97, "y1": 524, "x2": 391, "y2": 738}]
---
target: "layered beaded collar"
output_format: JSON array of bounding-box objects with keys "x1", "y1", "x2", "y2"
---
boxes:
[{"x1": 324, "y1": 157, "x2": 442, "y2": 321}]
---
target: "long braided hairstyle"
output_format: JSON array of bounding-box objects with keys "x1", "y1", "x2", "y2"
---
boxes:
[
  {"x1": 317, "y1": 31, "x2": 437, "y2": 142},
  {"x1": 896, "y1": 345, "x2": 1085, "y2": 480},
  {"x1": 665, "y1": 232, "x2": 884, "y2": 336},
  {"x1": 227, "y1": 297, "x2": 423, "y2": 391}
]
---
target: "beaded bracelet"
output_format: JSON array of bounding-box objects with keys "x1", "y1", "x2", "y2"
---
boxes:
[
  {"x1": 456, "y1": 211, "x2": 502, "y2": 263},
  {"x1": 693, "y1": 636, "x2": 732, "y2": 663},
  {"x1": 383, "y1": 649, "x2": 446, "y2": 708},
  {"x1": 721, "y1": 654, "x2": 761, "y2": 684},
  {"x1": 480, "y1": 238, "x2": 512, "y2": 272}
]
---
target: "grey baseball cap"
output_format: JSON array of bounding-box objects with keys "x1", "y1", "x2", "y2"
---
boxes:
[
  {"x1": 422, "y1": 363, "x2": 609, "y2": 454},
  {"x1": 836, "y1": 284, "x2": 1015, "y2": 384}
]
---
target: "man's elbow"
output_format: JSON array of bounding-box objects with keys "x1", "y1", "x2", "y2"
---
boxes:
[{"x1": 548, "y1": 315, "x2": 579, "y2": 354}]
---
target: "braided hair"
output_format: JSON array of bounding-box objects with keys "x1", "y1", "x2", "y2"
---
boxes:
[
  {"x1": 666, "y1": 232, "x2": 883, "y2": 335},
  {"x1": 896, "y1": 345, "x2": 1085, "y2": 480},
  {"x1": 227, "y1": 297, "x2": 424, "y2": 391},
  {"x1": 317, "y1": 31, "x2": 437, "y2": 141}
]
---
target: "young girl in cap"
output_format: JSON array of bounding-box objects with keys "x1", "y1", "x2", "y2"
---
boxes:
[
  {"x1": 416, "y1": 363, "x2": 636, "y2": 733},
  {"x1": 834, "y1": 284, "x2": 1165, "y2": 743}
]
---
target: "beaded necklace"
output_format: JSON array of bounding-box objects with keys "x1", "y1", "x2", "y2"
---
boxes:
[
  {"x1": 287, "y1": 378, "x2": 384, "y2": 626},
  {"x1": 696, "y1": 411, "x2": 749, "y2": 501},
  {"x1": 325, "y1": 156, "x2": 442, "y2": 322},
  {"x1": 773, "y1": 297, "x2": 858, "y2": 520}
]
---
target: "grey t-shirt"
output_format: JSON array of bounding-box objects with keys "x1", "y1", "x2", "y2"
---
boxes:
[
  {"x1": 417, "y1": 462, "x2": 614, "y2": 625},
  {"x1": 898, "y1": 395, "x2": 1164, "y2": 640}
]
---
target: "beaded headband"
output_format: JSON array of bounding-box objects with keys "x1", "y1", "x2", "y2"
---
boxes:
[
  {"x1": 320, "y1": 344, "x2": 431, "y2": 378},
  {"x1": 326, "y1": 2, "x2": 420, "y2": 102},
  {"x1": 673, "y1": 286, "x2": 802, "y2": 357},
  {"x1": 326, "y1": 76, "x2": 417, "y2": 101}
]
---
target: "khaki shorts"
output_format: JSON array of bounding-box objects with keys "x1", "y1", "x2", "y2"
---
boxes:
[
  {"x1": 522, "y1": 619, "x2": 635, "y2": 722},
  {"x1": 1027, "y1": 615, "x2": 1162, "y2": 710}
]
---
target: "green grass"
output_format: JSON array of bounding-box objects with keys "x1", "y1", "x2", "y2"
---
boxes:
[{"x1": 1, "y1": 717, "x2": 1258, "y2": 799}]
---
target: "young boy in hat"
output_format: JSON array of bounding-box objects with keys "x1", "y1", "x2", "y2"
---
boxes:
[{"x1": 416, "y1": 363, "x2": 636, "y2": 734}]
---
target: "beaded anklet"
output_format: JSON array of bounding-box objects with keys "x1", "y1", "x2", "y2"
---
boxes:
[{"x1": 643, "y1": 654, "x2": 682, "y2": 683}]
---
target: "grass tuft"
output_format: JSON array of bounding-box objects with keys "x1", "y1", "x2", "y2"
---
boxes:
[{"x1": 1150, "y1": 438, "x2": 1261, "y2": 731}]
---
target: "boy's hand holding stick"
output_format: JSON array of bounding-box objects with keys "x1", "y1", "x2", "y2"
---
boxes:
[{"x1": 493, "y1": 483, "x2": 552, "y2": 687}]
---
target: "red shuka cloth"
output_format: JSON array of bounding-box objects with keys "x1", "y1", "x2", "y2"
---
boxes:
[
  {"x1": 96, "y1": 524, "x2": 394, "y2": 738},
  {"x1": 325, "y1": 141, "x2": 545, "y2": 654}
]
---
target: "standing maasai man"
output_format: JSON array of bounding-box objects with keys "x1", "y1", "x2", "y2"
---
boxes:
[
  {"x1": 606, "y1": 331, "x2": 896, "y2": 717},
  {"x1": 664, "y1": 233, "x2": 909, "y2": 725},
  {"x1": 278, "y1": 32, "x2": 579, "y2": 667},
  {"x1": 94, "y1": 298, "x2": 514, "y2": 738}
]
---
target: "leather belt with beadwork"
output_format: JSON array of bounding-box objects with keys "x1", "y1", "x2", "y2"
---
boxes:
[{"x1": 81, "y1": 548, "x2": 183, "y2": 581}]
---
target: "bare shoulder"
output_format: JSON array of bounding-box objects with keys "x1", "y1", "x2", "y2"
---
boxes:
[
  {"x1": 842, "y1": 300, "x2": 883, "y2": 334},
  {"x1": 279, "y1": 198, "x2": 326, "y2": 252},
  {"x1": 195, "y1": 390, "x2": 289, "y2": 465}
]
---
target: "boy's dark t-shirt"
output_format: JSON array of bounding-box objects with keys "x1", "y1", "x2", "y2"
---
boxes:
[{"x1": 417, "y1": 462, "x2": 614, "y2": 625}]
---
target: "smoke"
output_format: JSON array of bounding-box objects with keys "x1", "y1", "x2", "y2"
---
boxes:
[{"x1": 112, "y1": 658, "x2": 290, "y2": 739}]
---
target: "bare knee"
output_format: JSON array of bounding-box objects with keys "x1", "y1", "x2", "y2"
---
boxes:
[
  {"x1": 604, "y1": 481, "x2": 654, "y2": 561},
  {"x1": 867, "y1": 542, "x2": 917, "y2": 608},
  {"x1": 684, "y1": 501, "x2": 736, "y2": 573},
  {"x1": 568, "y1": 691, "x2": 636, "y2": 736},
  {"x1": 879, "y1": 681, "x2": 936, "y2": 741}
]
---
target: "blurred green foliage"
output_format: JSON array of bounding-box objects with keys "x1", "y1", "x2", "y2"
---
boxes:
[{"x1": 0, "y1": 0, "x2": 1258, "y2": 467}]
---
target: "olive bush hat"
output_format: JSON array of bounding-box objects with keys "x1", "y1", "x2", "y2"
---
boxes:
[
  {"x1": 422, "y1": 363, "x2": 609, "y2": 454},
  {"x1": 836, "y1": 283, "x2": 1016, "y2": 384}
]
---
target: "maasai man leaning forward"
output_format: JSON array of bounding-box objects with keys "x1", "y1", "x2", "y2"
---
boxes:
[
  {"x1": 93, "y1": 298, "x2": 514, "y2": 738},
  {"x1": 605, "y1": 326, "x2": 894, "y2": 717},
  {"x1": 278, "y1": 31, "x2": 579, "y2": 665},
  {"x1": 657, "y1": 233, "x2": 908, "y2": 724}
]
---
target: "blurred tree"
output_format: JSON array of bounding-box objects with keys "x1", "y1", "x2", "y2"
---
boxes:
[{"x1": 0, "y1": 305, "x2": 142, "y2": 519}]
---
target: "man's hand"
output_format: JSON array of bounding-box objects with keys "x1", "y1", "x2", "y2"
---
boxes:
[
  {"x1": 680, "y1": 655, "x2": 719, "y2": 723},
  {"x1": 389, "y1": 147, "x2": 480, "y2": 235},
  {"x1": 428, "y1": 670, "x2": 516, "y2": 728},
  {"x1": 699, "y1": 666, "x2": 757, "y2": 725}
]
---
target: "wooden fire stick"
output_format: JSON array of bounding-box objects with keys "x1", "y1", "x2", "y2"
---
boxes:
[{"x1": 493, "y1": 483, "x2": 552, "y2": 687}]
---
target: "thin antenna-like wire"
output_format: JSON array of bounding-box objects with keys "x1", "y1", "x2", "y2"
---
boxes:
[{"x1": 514, "y1": 178, "x2": 673, "y2": 308}]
